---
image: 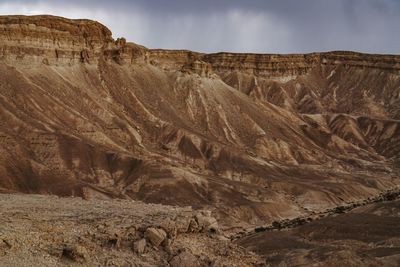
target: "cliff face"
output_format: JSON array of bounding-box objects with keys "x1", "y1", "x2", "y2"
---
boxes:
[
  {"x1": 3, "y1": 15, "x2": 400, "y2": 73},
  {"x1": 0, "y1": 15, "x2": 115, "y2": 63},
  {"x1": 0, "y1": 15, "x2": 399, "y2": 229}
]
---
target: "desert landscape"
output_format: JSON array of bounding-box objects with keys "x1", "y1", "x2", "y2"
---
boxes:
[{"x1": 0, "y1": 14, "x2": 399, "y2": 266}]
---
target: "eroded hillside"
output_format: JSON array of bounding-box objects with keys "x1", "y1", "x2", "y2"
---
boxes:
[{"x1": 0, "y1": 15, "x2": 399, "y2": 231}]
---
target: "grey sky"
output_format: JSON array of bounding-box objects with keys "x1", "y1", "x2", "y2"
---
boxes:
[{"x1": 0, "y1": 0, "x2": 399, "y2": 54}]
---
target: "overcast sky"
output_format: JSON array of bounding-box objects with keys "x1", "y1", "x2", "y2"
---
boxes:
[{"x1": 0, "y1": 0, "x2": 399, "y2": 54}]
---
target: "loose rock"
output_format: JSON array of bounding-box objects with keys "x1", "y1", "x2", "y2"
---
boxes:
[
  {"x1": 175, "y1": 216, "x2": 191, "y2": 233},
  {"x1": 145, "y1": 228, "x2": 167, "y2": 247},
  {"x1": 195, "y1": 212, "x2": 219, "y2": 232},
  {"x1": 160, "y1": 218, "x2": 177, "y2": 238},
  {"x1": 133, "y1": 238, "x2": 146, "y2": 254}
]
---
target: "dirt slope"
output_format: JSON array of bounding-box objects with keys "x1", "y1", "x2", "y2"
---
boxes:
[{"x1": 238, "y1": 199, "x2": 400, "y2": 266}]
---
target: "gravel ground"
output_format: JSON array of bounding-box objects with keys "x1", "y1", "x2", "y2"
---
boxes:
[{"x1": 0, "y1": 193, "x2": 261, "y2": 267}]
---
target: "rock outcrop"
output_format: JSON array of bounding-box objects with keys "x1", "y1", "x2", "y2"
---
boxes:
[
  {"x1": 0, "y1": 15, "x2": 113, "y2": 63},
  {"x1": 145, "y1": 227, "x2": 167, "y2": 247}
]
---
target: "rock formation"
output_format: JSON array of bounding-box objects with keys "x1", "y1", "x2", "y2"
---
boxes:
[{"x1": 0, "y1": 15, "x2": 400, "y2": 265}]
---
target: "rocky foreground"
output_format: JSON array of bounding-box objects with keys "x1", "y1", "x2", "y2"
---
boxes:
[
  {"x1": 0, "y1": 194, "x2": 261, "y2": 266},
  {"x1": 1, "y1": 193, "x2": 399, "y2": 266}
]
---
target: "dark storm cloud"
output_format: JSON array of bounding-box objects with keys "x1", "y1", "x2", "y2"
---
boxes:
[{"x1": 1, "y1": 0, "x2": 400, "y2": 53}]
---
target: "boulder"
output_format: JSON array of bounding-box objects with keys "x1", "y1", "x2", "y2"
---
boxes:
[
  {"x1": 188, "y1": 218, "x2": 201, "y2": 232},
  {"x1": 160, "y1": 218, "x2": 177, "y2": 238},
  {"x1": 133, "y1": 238, "x2": 146, "y2": 254},
  {"x1": 195, "y1": 212, "x2": 218, "y2": 232},
  {"x1": 144, "y1": 228, "x2": 167, "y2": 247},
  {"x1": 175, "y1": 215, "x2": 191, "y2": 233}
]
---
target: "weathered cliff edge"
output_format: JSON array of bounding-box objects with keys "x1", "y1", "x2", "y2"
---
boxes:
[{"x1": 2, "y1": 15, "x2": 400, "y2": 76}]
